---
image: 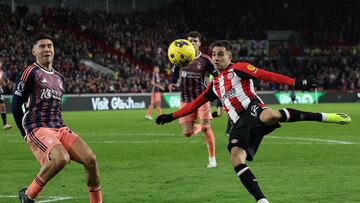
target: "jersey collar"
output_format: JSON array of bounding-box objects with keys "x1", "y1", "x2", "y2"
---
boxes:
[{"x1": 34, "y1": 62, "x2": 54, "y2": 74}]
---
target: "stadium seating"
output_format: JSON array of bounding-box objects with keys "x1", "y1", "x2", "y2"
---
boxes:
[{"x1": 0, "y1": 1, "x2": 359, "y2": 94}]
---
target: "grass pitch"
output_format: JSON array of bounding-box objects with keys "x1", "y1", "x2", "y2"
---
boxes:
[{"x1": 0, "y1": 103, "x2": 359, "y2": 203}]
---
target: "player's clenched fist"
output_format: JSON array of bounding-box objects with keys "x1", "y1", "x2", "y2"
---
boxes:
[
  {"x1": 294, "y1": 76, "x2": 319, "y2": 90},
  {"x1": 155, "y1": 114, "x2": 175, "y2": 125}
]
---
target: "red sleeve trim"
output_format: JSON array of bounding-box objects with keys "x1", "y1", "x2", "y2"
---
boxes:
[{"x1": 20, "y1": 64, "x2": 36, "y2": 81}]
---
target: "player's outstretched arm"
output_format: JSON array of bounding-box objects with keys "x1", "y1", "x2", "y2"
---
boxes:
[
  {"x1": 156, "y1": 82, "x2": 217, "y2": 126},
  {"x1": 233, "y1": 62, "x2": 318, "y2": 90},
  {"x1": 155, "y1": 93, "x2": 209, "y2": 125},
  {"x1": 155, "y1": 94, "x2": 209, "y2": 125}
]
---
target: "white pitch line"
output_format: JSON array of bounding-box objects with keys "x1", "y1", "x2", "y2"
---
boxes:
[
  {"x1": 37, "y1": 197, "x2": 75, "y2": 203},
  {"x1": 4, "y1": 133, "x2": 357, "y2": 145},
  {"x1": 266, "y1": 136, "x2": 355, "y2": 145},
  {"x1": 0, "y1": 195, "x2": 18, "y2": 198},
  {"x1": 84, "y1": 132, "x2": 179, "y2": 136},
  {"x1": 87, "y1": 140, "x2": 200, "y2": 144},
  {"x1": 84, "y1": 133, "x2": 357, "y2": 145},
  {"x1": 0, "y1": 195, "x2": 76, "y2": 202}
]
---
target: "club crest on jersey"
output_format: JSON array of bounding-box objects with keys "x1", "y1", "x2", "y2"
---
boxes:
[
  {"x1": 227, "y1": 72, "x2": 234, "y2": 79},
  {"x1": 247, "y1": 64, "x2": 256, "y2": 72},
  {"x1": 250, "y1": 105, "x2": 259, "y2": 117}
]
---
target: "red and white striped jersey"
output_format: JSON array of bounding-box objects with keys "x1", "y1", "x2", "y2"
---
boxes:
[
  {"x1": 173, "y1": 62, "x2": 296, "y2": 123},
  {"x1": 212, "y1": 65, "x2": 258, "y2": 122}
]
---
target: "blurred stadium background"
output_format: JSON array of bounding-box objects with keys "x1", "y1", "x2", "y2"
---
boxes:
[{"x1": 0, "y1": 0, "x2": 359, "y2": 202}]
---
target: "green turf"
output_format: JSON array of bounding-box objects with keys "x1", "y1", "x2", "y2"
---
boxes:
[{"x1": 0, "y1": 103, "x2": 359, "y2": 203}]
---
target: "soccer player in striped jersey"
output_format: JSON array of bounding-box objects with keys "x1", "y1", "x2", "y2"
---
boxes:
[
  {"x1": 168, "y1": 31, "x2": 219, "y2": 168},
  {"x1": 0, "y1": 61, "x2": 12, "y2": 130},
  {"x1": 12, "y1": 33, "x2": 103, "y2": 203},
  {"x1": 145, "y1": 66, "x2": 164, "y2": 120},
  {"x1": 156, "y1": 40, "x2": 351, "y2": 203}
]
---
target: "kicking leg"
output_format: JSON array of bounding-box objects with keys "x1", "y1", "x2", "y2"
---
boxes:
[{"x1": 259, "y1": 108, "x2": 351, "y2": 125}]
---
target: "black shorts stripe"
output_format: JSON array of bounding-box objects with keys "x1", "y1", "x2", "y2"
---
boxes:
[{"x1": 28, "y1": 132, "x2": 47, "y2": 152}]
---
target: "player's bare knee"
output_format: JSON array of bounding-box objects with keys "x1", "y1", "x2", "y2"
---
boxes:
[
  {"x1": 201, "y1": 126, "x2": 209, "y2": 133},
  {"x1": 183, "y1": 131, "x2": 193, "y2": 137},
  {"x1": 52, "y1": 153, "x2": 70, "y2": 169},
  {"x1": 84, "y1": 153, "x2": 97, "y2": 169},
  {"x1": 230, "y1": 147, "x2": 247, "y2": 166},
  {"x1": 260, "y1": 109, "x2": 281, "y2": 125}
]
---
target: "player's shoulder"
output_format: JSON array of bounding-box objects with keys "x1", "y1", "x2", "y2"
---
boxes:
[
  {"x1": 231, "y1": 62, "x2": 250, "y2": 69},
  {"x1": 53, "y1": 69, "x2": 64, "y2": 79},
  {"x1": 200, "y1": 52, "x2": 212, "y2": 61},
  {"x1": 232, "y1": 62, "x2": 257, "y2": 71},
  {"x1": 20, "y1": 63, "x2": 38, "y2": 81},
  {"x1": 24, "y1": 63, "x2": 38, "y2": 72}
]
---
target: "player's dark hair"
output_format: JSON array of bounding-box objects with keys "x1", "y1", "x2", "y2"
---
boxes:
[
  {"x1": 186, "y1": 31, "x2": 202, "y2": 41},
  {"x1": 211, "y1": 40, "x2": 233, "y2": 53},
  {"x1": 33, "y1": 33, "x2": 53, "y2": 46}
]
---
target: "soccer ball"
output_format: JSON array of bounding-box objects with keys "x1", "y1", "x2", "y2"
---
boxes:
[{"x1": 167, "y1": 39, "x2": 196, "y2": 67}]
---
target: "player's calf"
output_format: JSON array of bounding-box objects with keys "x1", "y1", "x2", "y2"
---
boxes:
[{"x1": 278, "y1": 108, "x2": 351, "y2": 125}]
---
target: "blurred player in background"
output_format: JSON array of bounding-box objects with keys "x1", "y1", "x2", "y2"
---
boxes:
[
  {"x1": 145, "y1": 66, "x2": 165, "y2": 120},
  {"x1": 290, "y1": 89, "x2": 299, "y2": 103},
  {"x1": 12, "y1": 33, "x2": 102, "y2": 203},
  {"x1": 156, "y1": 40, "x2": 351, "y2": 203},
  {"x1": 0, "y1": 61, "x2": 12, "y2": 130},
  {"x1": 168, "y1": 31, "x2": 219, "y2": 168}
]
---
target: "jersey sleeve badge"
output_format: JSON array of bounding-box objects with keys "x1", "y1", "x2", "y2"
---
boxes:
[{"x1": 247, "y1": 64, "x2": 257, "y2": 72}]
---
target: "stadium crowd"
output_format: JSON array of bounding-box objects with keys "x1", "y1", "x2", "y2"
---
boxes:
[{"x1": 1, "y1": 0, "x2": 360, "y2": 94}]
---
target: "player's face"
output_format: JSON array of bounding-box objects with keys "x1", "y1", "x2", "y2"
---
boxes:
[
  {"x1": 32, "y1": 39, "x2": 54, "y2": 66},
  {"x1": 187, "y1": 37, "x2": 201, "y2": 53},
  {"x1": 154, "y1": 66, "x2": 160, "y2": 73},
  {"x1": 212, "y1": 46, "x2": 232, "y2": 71}
]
